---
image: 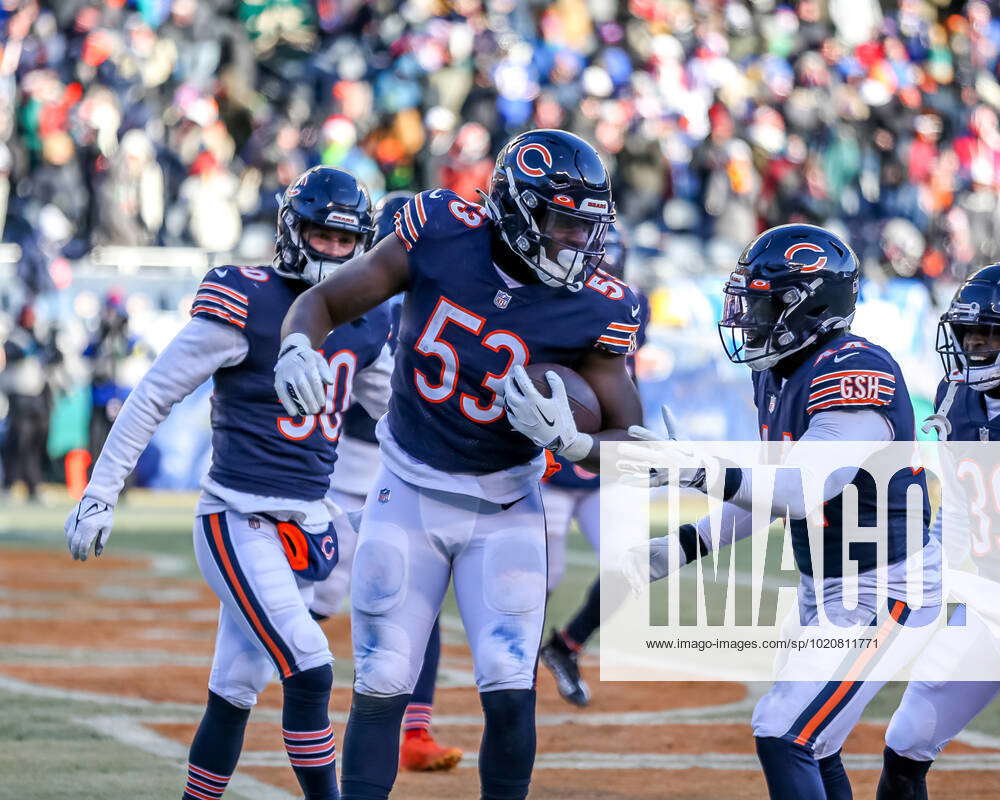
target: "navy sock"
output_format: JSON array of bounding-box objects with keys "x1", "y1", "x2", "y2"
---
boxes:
[
  {"x1": 479, "y1": 689, "x2": 535, "y2": 800},
  {"x1": 818, "y1": 750, "x2": 853, "y2": 800},
  {"x1": 282, "y1": 664, "x2": 339, "y2": 800},
  {"x1": 404, "y1": 617, "x2": 440, "y2": 735},
  {"x1": 754, "y1": 736, "x2": 826, "y2": 800},
  {"x1": 341, "y1": 691, "x2": 410, "y2": 800},
  {"x1": 564, "y1": 578, "x2": 601, "y2": 648},
  {"x1": 876, "y1": 746, "x2": 931, "y2": 800},
  {"x1": 183, "y1": 691, "x2": 250, "y2": 799}
]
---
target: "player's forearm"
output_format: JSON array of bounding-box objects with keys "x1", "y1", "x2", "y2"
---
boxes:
[
  {"x1": 281, "y1": 241, "x2": 409, "y2": 346},
  {"x1": 87, "y1": 320, "x2": 245, "y2": 504},
  {"x1": 723, "y1": 409, "x2": 893, "y2": 519},
  {"x1": 575, "y1": 428, "x2": 629, "y2": 474}
]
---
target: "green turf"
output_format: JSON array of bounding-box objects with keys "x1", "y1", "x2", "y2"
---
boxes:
[{"x1": 0, "y1": 689, "x2": 239, "y2": 800}]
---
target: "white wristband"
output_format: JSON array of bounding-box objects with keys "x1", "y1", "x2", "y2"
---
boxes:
[
  {"x1": 279, "y1": 331, "x2": 313, "y2": 354},
  {"x1": 560, "y1": 432, "x2": 594, "y2": 463}
]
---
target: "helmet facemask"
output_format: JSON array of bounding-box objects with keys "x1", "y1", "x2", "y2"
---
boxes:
[
  {"x1": 275, "y1": 207, "x2": 369, "y2": 285},
  {"x1": 719, "y1": 278, "x2": 854, "y2": 371},
  {"x1": 483, "y1": 166, "x2": 613, "y2": 291},
  {"x1": 937, "y1": 308, "x2": 1000, "y2": 391}
]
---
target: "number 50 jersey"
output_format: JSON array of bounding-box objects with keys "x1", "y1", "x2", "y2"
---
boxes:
[
  {"x1": 191, "y1": 265, "x2": 391, "y2": 502},
  {"x1": 386, "y1": 189, "x2": 640, "y2": 475}
]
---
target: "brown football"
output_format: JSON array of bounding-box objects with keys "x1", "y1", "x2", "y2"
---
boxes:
[{"x1": 524, "y1": 362, "x2": 603, "y2": 434}]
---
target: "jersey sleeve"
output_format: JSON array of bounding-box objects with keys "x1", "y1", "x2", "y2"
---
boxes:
[
  {"x1": 190, "y1": 267, "x2": 249, "y2": 331},
  {"x1": 593, "y1": 277, "x2": 642, "y2": 356},
  {"x1": 393, "y1": 189, "x2": 487, "y2": 254},
  {"x1": 805, "y1": 348, "x2": 898, "y2": 416}
]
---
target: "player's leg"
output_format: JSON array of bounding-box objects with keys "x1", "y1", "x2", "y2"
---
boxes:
[
  {"x1": 341, "y1": 467, "x2": 452, "y2": 800},
  {"x1": 310, "y1": 487, "x2": 364, "y2": 620},
  {"x1": 560, "y1": 489, "x2": 603, "y2": 649},
  {"x1": 541, "y1": 483, "x2": 574, "y2": 593},
  {"x1": 754, "y1": 595, "x2": 939, "y2": 800},
  {"x1": 453, "y1": 485, "x2": 547, "y2": 800},
  {"x1": 194, "y1": 511, "x2": 339, "y2": 800},
  {"x1": 878, "y1": 606, "x2": 1000, "y2": 799},
  {"x1": 539, "y1": 486, "x2": 592, "y2": 705},
  {"x1": 401, "y1": 617, "x2": 464, "y2": 771},
  {"x1": 182, "y1": 604, "x2": 271, "y2": 800}
]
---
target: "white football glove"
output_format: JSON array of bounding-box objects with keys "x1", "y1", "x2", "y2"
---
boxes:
[
  {"x1": 620, "y1": 534, "x2": 685, "y2": 596},
  {"x1": 274, "y1": 333, "x2": 334, "y2": 416},
  {"x1": 921, "y1": 413, "x2": 952, "y2": 440},
  {"x1": 502, "y1": 365, "x2": 593, "y2": 462},
  {"x1": 65, "y1": 495, "x2": 116, "y2": 561},
  {"x1": 617, "y1": 405, "x2": 715, "y2": 490}
]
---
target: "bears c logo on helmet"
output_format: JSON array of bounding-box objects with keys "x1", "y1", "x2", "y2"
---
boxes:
[
  {"x1": 516, "y1": 143, "x2": 553, "y2": 177},
  {"x1": 784, "y1": 242, "x2": 828, "y2": 273}
]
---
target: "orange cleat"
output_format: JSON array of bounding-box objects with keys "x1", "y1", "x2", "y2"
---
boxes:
[{"x1": 399, "y1": 730, "x2": 463, "y2": 772}]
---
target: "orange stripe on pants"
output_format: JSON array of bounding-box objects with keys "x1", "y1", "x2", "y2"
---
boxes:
[
  {"x1": 793, "y1": 600, "x2": 905, "y2": 746},
  {"x1": 209, "y1": 513, "x2": 293, "y2": 678}
]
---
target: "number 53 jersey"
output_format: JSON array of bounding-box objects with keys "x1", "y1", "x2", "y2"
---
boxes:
[{"x1": 385, "y1": 189, "x2": 640, "y2": 480}]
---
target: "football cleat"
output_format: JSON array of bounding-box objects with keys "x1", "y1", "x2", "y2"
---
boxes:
[
  {"x1": 399, "y1": 730, "x2": 463, "y2": 772},
  {"x1": 539, "y1": 630, "x2": 590, "y2": 707}
]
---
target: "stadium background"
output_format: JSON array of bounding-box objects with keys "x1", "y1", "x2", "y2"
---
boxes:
[{"x1": 3, "y1": 0, "x2": 1000, "y2": 798}]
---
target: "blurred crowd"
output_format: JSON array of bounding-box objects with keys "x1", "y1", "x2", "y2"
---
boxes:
[
  {"x1": 2, "y1": 0, "x2": 996, "y2": 494},
  {"x1": 3, "y1": 0, "x2": 1000, "y2": 298}
]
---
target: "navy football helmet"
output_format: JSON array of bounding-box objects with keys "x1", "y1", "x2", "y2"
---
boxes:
[
  {"x1": 274, "y1": 166, "x2": 374, "y2": 285},
  {"x1": 480, "y1": 129, "x2": 615, "y2": 291},
  {"x1": 373, "y1": 190, "x2": 414, "y2": 245},
  {"x1": 937, "y1": 264, "x2": 1000, "y2": 391},
  {"x1": 720, "y1": 224, "x2": 860, "y2": 371},
  {"x1": 600, "y1": 224, "x2": 628, "y2": 281}
]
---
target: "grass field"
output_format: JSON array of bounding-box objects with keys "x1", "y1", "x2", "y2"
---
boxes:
[{"x1": 3, "y1": 487, "x2": 1000, "y2": 799}]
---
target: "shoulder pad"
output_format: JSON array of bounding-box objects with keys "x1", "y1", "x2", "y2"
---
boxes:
[
  {"x1": 393, "y1": 189, "x2": 489, "y2": 252},
  {"x1": 190, "y1": 265, "x2": 256, "y2": 330},
  {"x1": 806, "y1": 341, "x2": 897, "y2": 415}
]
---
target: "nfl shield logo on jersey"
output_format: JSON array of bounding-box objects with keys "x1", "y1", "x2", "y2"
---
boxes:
[
  {"x1": 768, "y1": 395, "x2": 776, "y2": 413},
  {"x1": 494, "y1": 290, "x2": 512, "y2": 309},
  {"x1": 378, "y1": 487, "x2": 391, "y2": 504}
]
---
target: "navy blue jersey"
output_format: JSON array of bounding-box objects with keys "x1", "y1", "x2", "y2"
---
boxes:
[
  {"x1": 388, "y1": 189, "x2": 640, "y2": 474},
  {"x1": 752, "y1": 333, "x2": 929, "y2": 577},
  {"x1": 191, "y1": 265, "x2": 391, "y2": 501},
  {"x1": 547, "y1": 288, "x2": 650, "y2": 490},
  {"x1": 340, "y1": 297, "x2": 401, "y2": 445},
  {"x1": 933, "y1": 379, "x2": 1000, "y2": 442}
]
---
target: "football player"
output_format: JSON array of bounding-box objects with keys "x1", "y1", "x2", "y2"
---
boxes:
[
  {"x1": 310, "y1": 190, "x2": 462, "y2": 772},
  {"x1": 622, "y1": 224, "x2": 942, "y2": 800},
  {"x1": 274, "y1": 129, "x2": 643, "y2": 800},
  {"x1": 877, "y1": 264, "x2": 1000, "y2": 799},
  {"x1": 65, "y1": 166, "x2": 393, "y2": 800},
  {"x1": 539, "y1": 224, "x2": 650, "y2": 707}
]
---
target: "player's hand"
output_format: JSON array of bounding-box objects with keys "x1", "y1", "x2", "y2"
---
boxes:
[
  {"x1": 274, "y1": 333, "x2": 334, "y2": 416},
  {"x1": 619, "y1": 535, "x2": 683, "y2": 596},
  {"x1": 503, "y1": 365, "x2": 591, "y2": 461},
  {"x1": 65, "y1": 496, "x2": 116, "y2": 561},
  {"x1": 618, "y1": 405, "x2": 713, "y2": 490},
  {"x1": 921, "y1": 413, "x2": 951, "y2": 440}
]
